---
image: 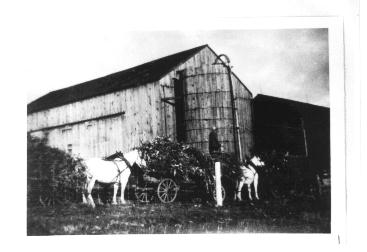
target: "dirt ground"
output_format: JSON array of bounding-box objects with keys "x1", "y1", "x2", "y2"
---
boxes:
[{"x1": 27, "y1": 195, "x2": 330, "y2": 235}]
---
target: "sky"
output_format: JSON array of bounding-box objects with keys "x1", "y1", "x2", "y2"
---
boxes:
[{"x1": 26, "y1": 29, "x2": 329, "y2": 107}]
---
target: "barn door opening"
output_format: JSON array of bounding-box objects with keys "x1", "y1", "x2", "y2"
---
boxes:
[{"x1": 174, "y1": 72, "x2": 186, "y2": 142}]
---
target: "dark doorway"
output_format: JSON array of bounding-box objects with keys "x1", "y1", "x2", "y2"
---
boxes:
[{"x1": 174, "y1": 73, "x2": 186, "y2": 142}]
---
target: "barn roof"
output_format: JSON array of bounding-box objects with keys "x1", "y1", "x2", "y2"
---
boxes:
[
  {"x1": 27, "y1": 45, "x2": 208, "y2": 114},
  {"x1": 253, "y1": 94, "x2": 330, "y2": 133},
  {"x1": 253, "y1": 94, "x2": 330, "y2": 112}
]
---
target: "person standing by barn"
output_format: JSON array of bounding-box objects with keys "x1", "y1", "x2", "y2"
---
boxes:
[{"x1": 209, "y1": 126, "x2": 221, "y2": 157}]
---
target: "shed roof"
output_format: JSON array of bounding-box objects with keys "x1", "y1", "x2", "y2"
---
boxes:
[
  {"x1": 254, "y1": 94, "x2": 330, "y2": 113},
  {"x1": 28, "y1": 45, "x2": 208, "y2": 114}
]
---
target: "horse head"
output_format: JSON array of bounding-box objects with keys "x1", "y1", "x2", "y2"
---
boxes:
[
  {"x1": 115, "y1": 151, "x2": 124, "y2": 159},
  {"x1": 251, "y1": 156, "x2": 265, "y2": 167},
  {"x1": 104, "y1": 151, "x2": 124, "y2": 161},
  {"x1": 132, "y1": 149, "x2": 147, "y2": 168}
]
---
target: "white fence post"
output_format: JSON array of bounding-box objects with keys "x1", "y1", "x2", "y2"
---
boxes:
[{"x1": 215, "y1": 162, "x2": 223, "y2": 207}]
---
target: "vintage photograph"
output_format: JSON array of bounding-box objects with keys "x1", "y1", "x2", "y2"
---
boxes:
[{"x1": 27, "y1": 29, "x2": 331, "y2": 235}]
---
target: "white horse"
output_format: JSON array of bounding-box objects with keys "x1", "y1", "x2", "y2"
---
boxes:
[
  {"x1": 81, "y1": 149, "x2": 146, "y2": 208},
  {"x1": 234, "y1": 156, "x2": 265, "y2": 201}
]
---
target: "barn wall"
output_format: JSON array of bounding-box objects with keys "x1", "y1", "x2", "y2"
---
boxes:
[
  {"x1": 28, "y1": 82, "x2": 161, "y2": 158},
  {"x1": 183, "y1": 65, "x2": 232, "y2": 153},
  {"x1": 155, "y1": 47, "x2": 253, "y2": 158},
  {"x1": 155, "y1": 47, "x2": 222, "y2": 140},
  {"x1": 232, "y1": 74, "x2": 254, "y2": 159}
]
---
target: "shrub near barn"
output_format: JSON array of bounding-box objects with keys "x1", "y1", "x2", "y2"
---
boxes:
[{"x1": 27, "y1": 134, "x2": 86, "y2": 206}]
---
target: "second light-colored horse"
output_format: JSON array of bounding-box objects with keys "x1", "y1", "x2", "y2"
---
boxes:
[
  {"x1": 82, "y1": 150, "x2": 146, "y2": 208},
  {"x1": 234, "y1": 156, "x2": 265, "y2": 201}
]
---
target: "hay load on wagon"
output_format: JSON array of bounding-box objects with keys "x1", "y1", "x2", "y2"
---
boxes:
[
  {"x1": 132, "y1": 137, "x2": 226, "y2": 203},
  {"x1": 137, "y1": 137, "x2": 213, "y2": 181}
]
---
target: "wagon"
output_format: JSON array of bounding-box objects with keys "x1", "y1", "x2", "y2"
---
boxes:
[{"x1": 130, "y1": 167, "x2": 225, "y2": 204}]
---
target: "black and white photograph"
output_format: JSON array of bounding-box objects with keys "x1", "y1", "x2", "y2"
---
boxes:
[
  {"x1": 26, "y1": 28, "x2": 332, "y2": 235},
  {"x1": 2, "y1": 0, "x2": 364, "y2": 251}
]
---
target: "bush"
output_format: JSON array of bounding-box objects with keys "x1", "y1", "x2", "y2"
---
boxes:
[
  {"x1": 27, "y1": 134, "x2": 86, "y2": 206},
  {"x1": 255, "y1": 150, "x2": 320, "y2": 199}
]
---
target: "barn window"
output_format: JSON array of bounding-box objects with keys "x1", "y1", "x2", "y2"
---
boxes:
[
  {"x1": 67, "y1": 144, "x2": 72, "y2": 154},
  {"x1": 174, "y1": 76, "x2": 186, "y2": 142}
]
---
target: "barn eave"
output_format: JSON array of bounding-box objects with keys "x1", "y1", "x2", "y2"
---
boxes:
[{"x1": 27, "y1": 45, "x2": 209, "y2": 114}]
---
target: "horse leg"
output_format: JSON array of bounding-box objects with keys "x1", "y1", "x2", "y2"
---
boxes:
[
  {"x1": 82, "y1": 180, "x2": 88, "y2": 204},
  {"x1": 254, "y1": 173, "x2": 259, "y2": 200},
  {"x1": 237, "y1": 180, "x2": 245, "y2": 201},
  {"x1": 119, "y1": 169, "x2": 131, "y2": 204},
  {"x1": 87, "y1": 178, "x2": 96, "y2": 208},
  {"x1": 112, "y1": 183, "x2": 118, "y2": 205},
  {"x1": 247, "y1": 184, "x2": 253, "y2": 201},
  {"x1": 82, "y1": 193, "x2": 88, "y2": 204},
  {"x1": 96, "y1": 190, "x2": 103, "y2": 205},
  {"x1": 234, "y1": 180, "x2": 239, "y2": 201}
]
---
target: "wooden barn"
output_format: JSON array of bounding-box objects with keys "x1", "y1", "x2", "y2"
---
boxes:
[
  {"x1": 27, "y1": 45, "x2": 253, "y2": 160},
  {"x1": 253, "y1": 94, "x2": 330, "y2": 177}
]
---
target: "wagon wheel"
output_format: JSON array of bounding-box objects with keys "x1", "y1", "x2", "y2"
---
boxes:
[
  {"x1": 134, "y1": 187, "x2": 150, "y2": 203},
  {"x1": 212, "y1": 186, "x2": 226, "y2": 202},
  {"x1": 157, "y1": 178, "x2": 179, "y2": 203},
  {"x1": 39, "y1": 195, "x2": 53, "y2": 207},
  {"x1": 39, "y1": 193, "x2": 64, "y2": 206}
]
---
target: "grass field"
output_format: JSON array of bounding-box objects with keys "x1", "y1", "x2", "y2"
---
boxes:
[{"x1": 27, "y1": 196, "x2": 330, "y2": 235}]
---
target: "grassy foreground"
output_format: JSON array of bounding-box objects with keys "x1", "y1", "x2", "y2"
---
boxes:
[{"x1": 27, "y1": 197, "x2": 330, "y2": 235}]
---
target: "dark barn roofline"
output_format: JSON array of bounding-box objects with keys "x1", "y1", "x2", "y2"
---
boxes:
[
  {"x1": 28, "y1": 45, "x2": 209, "y2": 114},
  {"x1": 28, "y1": 44, "x2": 253, "y2": 114},
  {"x1": 254, "y1": 94, "x2": 329, "y2": 111}
]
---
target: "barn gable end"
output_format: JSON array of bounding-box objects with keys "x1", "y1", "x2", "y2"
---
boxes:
[{"x1": 153, "y1": 46, "x2": 253, "y2": 157}]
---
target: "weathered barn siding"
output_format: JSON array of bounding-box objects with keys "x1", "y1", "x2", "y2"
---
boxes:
[
  {"x1": 28, "y1": 83, "x2": 161, "y2": 158},
  {"x1": 155, "y1": 47, "x2": 253, "y2": 158},
  {"x1": 233, "y1": 73, "x2": 253, "y2": 159},
  {"x1": 183, "y1": 65, "x2": 232, "y2": 152},
  {"x1": 28, "y1": 45, "x2": 253, "y2": 159}
]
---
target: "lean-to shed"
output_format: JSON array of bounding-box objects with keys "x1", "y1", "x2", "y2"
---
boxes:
[
  {"x1": 253, "y1": 94, "x2": 330, "y2": 176},
  {"x1": 27, "y1": 45, "x2": 253, "y2": 159}
]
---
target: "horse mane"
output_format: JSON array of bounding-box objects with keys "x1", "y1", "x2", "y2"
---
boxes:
[{"x1": 103, "y1": 151, "x2": 122, "y2": 161}]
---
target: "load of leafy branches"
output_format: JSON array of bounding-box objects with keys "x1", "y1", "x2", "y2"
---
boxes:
[
  {"x1": 27, "y1": 134, "x2": 85, "y2": 206},
  {"x1": 135, "y1": 137, "x2": 215, "y2": 185}
]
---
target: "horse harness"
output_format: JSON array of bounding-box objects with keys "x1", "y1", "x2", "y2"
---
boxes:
[
  {"x1": 235, "y1": 163, "x2": 258, "y2": 193},
  {"x1": 240, "y1": 160, "x2": 258, "y2": 175},
  {"x1": 111, "y1": 155, "x2": 133, "y2": 182}
]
